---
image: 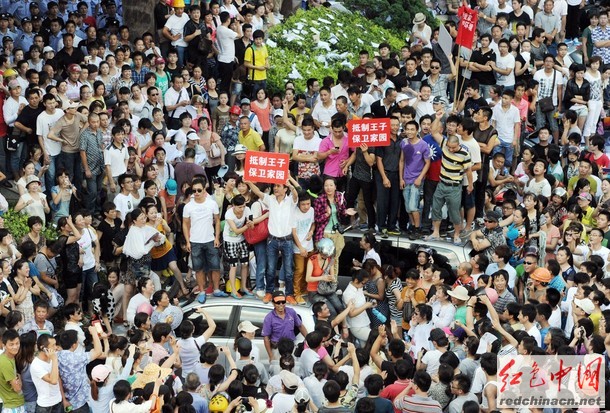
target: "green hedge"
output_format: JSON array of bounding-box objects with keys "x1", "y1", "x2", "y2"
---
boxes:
[
  {"x1": 267, "y1": 7, "x2": 409, "y2": 93},
  {"x1": 344, "y1": 0, "x2": 437, "y2": 33},
  {"x1": 3, "y1": 209, "x2": 58, "y2": 243}
]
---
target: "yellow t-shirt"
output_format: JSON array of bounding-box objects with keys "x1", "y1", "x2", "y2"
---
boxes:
[{"x1": 244, "y1": 44, "x2": 269, "y2": 81}]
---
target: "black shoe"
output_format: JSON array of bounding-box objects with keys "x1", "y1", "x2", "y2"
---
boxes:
[
  {"x1": 420, "y1": 227, "x2": 432, "y2": 236},
  {"x1": 0, "y1": 180, "x2": 12, "y2": 188},
  {"x1": 408, "y1": 228, "x2": 420, "y2": 240}
]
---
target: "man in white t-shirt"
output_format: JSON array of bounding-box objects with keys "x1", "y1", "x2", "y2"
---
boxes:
[
  {"x1": 104, "y1": 125, "x2": 129, "y2": 202},
  {"x1": 30, "y1": 334, "x2": 62, "y2": 412},
  {"x1": 292, "y1": 194, "x2": 315, "y2": 305},
  {"x1": 183, "y1": 176, "x2": 225, "y2": 302},
  {"x1": 162, "y1": 1, "x2": 189, "y2": 66},
  {"x1": 113, "y1": 173, "x2": 136, "y2": 221},
  {"x1": 533, "y1": 54, "x2": 564, "y2": 141},
  {"x1": 164, "y1": 75, "x2": 191, "y2": 130},
  {"x1": 417, "y1": 328, "x2": 448, "y2": 376},
  {"x1": 524, "y1": 158, "x2": 552, "y2": 197},
  {"x1": 518, "y1": 303, "x2": 542, "y2": 346},
  {"x1": 291, "y1": 118, "x2": 322, "y2": 189},
  {"x1": 310, "y1": 87, "x2": 336, "y2": 137},
  {"x1": 216, "y1": 11, "x2": 241, "y2": 93},
  {"x1": 458, "y1": 119, "x2": 482, "y2": 238},
  {"x1": 491, "y1": 88, "x2": 521, "y2": 168},
  {"x1": 342, "y1": 270, "x2": 374, "y2": 342},
  {"x1": 491, "y1": 39, "x2": 515, "y2": 89},
  {"x1": 37, "y1": 93, "x2": 64, "y2": 193}
]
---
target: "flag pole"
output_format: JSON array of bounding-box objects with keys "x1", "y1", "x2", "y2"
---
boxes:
[{"x1": 453, "y1": 45, "x2": 462, "y2": 113}]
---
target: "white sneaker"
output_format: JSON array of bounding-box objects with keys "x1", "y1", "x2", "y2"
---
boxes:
[{"x1": 256, "y1": 290, "x2": 265, "y2": 299}]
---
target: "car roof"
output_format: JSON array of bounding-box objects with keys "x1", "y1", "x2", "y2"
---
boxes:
[
  {"x1": 341, "y1": 229, "x2": 471, "y2": 253},
  {"x1": 182, "y1": 297, "x2": 316, "y2": 329}
]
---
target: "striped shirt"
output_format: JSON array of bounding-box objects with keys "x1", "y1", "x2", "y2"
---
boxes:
[
  {"x1": 440, "y1": 138, "x2": 472, "y2": 184},
  {"x1": 394, "y1": 395, "x2": 442, "y2": 413}
]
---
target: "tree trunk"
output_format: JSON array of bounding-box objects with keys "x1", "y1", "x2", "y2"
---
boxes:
[{"x1": 123, "y1": 0, "x2": 157, "y2": 40}]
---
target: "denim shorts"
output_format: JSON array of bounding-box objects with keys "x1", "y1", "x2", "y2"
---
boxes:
[
  {"x1": 402, "y1": 184, "x2": 421, "y2": 213},
  {"x1": 462, "y1": 186, "x2": 475, "y2": 210},
  {"x1": 191, "y1": 241, "x2": 221, "y2": 272}
]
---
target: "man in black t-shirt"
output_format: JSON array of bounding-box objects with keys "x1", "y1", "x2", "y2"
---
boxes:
[
  {"x1": 469, "y1": 33, "x2": 497, "y2": 99},
  {"x1": 183, "y1": 6, "x2": 209, "y2": 68},
  {"x1": 456, "y1": 80, "x2": 489, "y2": 118},
  {"x1": 15, "y1": 88, "x2": 44, "y2": 158},
  {"x1": 402, "y1": 57, "x2": 426, "y2": 97}
]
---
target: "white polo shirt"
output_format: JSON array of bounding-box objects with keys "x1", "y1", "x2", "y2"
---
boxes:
[{"x1": 104, "y1": 143, "x2": 129, "y2": 178}]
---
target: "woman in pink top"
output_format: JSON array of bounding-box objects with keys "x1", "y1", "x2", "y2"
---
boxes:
[{"x1": 251, "y1": 88, "x2": 272, "y2": 146}]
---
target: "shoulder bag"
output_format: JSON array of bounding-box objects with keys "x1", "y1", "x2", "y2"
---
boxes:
[
  {"x1": 402, "y1": 288, "x2": 424, "y2": 323},
  {"x1": 538, "y1": 69, "x2": 557, "y2": 113},
  {"x1": 210, "y1": 136, "x2": 222, "y2": 158},
  {"x1": 4, "y1": 127, "x2": 21, "y2": 152},
  {"x1": 317, "y1": 257, "x2": 337, "y2": 296},
  {"x1": 244, "y1": 201, "x2": 269, "y2": 245}
]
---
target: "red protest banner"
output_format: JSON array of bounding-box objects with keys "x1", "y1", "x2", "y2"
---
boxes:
[
  {"x1": 347, "y1": 118, "x2": 392, "y2": 148},
  {"x1": 244, "y1": 151, "x2": 290, "y2": 184},
  {"x1": 456, "y1": 2, "x2": 478, "y2": 49}
]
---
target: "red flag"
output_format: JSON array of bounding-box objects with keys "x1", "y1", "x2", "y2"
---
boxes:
[{"x1": 456, "y1": 2, "x2": 478, "y2": 49}]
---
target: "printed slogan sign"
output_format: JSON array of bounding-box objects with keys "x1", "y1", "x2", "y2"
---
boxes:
[
  {"x1": 244, "y1": 151, "x2": 291, "y2": 184},
  {"x1": 347, "y1": 118, "x2": 391, "y2": 148}
]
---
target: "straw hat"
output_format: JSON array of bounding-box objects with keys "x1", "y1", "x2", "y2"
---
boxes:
[{"x1": 131, "y1": 363, "x2": 172, "y2": 389}]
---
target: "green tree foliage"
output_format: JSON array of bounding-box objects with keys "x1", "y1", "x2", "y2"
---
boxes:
[
  {"x1": 3, "y1": 209, "x2": 58, "y2": 243},
  {"x1": 344, "y1": 0, "x2": 437, "y2": 32},
  {"x1": 267, "y1": 7, "x2": 408, "y2": 92}
]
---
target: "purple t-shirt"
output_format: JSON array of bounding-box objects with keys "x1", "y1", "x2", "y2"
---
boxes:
[
  {"x1": 400, "y1": 138, "x2": 430, "y2": 184},
  {"x1": 319, "y1": 135, "x2": 350, "y2": 178}
]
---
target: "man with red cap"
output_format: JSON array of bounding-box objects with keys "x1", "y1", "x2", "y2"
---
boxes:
[{"x1": 220, "y1": 105, "x2": 242, "y2": 170}]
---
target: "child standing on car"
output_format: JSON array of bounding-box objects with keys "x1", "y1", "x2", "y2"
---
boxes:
[
  {"x1": 223, "y1": 195, "x2": 255, "y2": 299},
  {"x1": 292, "y1": 192, "x2": 316, "y2": 306}
]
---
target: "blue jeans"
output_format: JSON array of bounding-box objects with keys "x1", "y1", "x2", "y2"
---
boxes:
[
  {"x1": 375, "y1": 170, "x2": 400, "y2": 231},
  {"x1": 44, "y1": 155, "x2": 58, "y2": 197},
  {"x1": 479, "y1": 84, "x2": 492, "y2": 100},
  {"x1": 85, "y1": 173, "x2": 104, "y2": 214},
  {"x1": 253, "y1": 240, "x2": 267, "y2": 292},
  {"x1": 176, "y1": 46, "x2": 187, "y2": 67},
  {"x1": 6, "y1": 141, "x2": 24, "y2": 180},
  {"x1": 492, "y1": 141, "x2": 514, "y2": 169},
  {"x1": 57, "y1": 151, "x2": 83, "y2": 191},
  {"x1": 535, "y1": 104, "x2": 559, "y2": 134},
  {"x1": 266, "y1": 236, "x2": 294, "y2": 295},
  {"x1": 81, "y1": 266, "x2": 99, "y2": 311},
  {"x1": 251, "y1": 80, "x2": 267, "y2": 98}
]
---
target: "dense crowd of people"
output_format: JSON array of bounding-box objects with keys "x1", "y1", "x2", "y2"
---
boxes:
[{"x1": 0, "y1": 0, "x2": 606, "y2": 411}]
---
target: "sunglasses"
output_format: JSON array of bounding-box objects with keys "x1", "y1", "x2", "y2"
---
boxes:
[
  {"x1": 483, "y1": 219, "x2": 495, "y2": 223},
  {"x1": 524, "y1": 261, "x2": 535, "y2": 265},
  {"x1": 274, "y1": 301, "x2": 286, "y2": 305},
  {"x1": 193, "y1": 188, "x2": 204, "y2": 193},
  {"x1": 431, "y1": 66, "x2": 441, "y2": 69}
]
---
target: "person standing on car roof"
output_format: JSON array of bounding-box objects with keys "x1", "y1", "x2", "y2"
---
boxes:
[{"x1": 261, "y1": 291, "x2": 308, "y2": 363}]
